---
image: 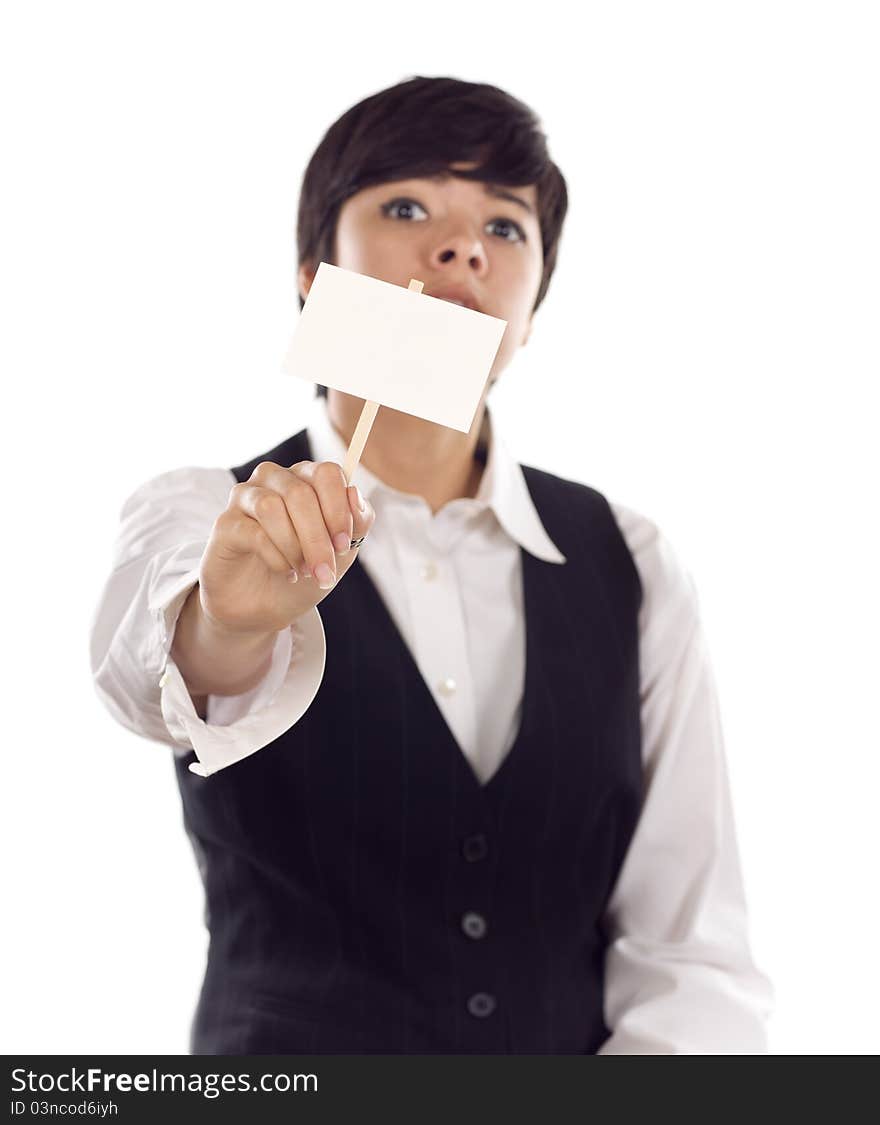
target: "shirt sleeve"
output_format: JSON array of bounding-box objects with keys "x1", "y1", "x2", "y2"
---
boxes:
[
  {"x1": 89, "y1": 466, "x2": 326, "y2": 779},
  {"x1": 597, "y1": 505, "x2": 774, "y2": 1054}
]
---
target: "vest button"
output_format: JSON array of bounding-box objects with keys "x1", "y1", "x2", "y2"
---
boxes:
[
  {"x1": 461, "y1": 834, "x2": 488, "y2": 862},
  {"x1": 467, "y1": 991, "x2": 496, "y2": 1019},
  {"x1": 461, "y1": 911, "x2": 488, "y2": 940}
]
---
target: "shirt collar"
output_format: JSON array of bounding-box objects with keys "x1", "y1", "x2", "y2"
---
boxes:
[{"x1": 304, "y1": 395, "x2": 566, "y2": 564}]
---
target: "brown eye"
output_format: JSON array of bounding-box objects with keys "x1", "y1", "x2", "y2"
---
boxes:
[
  {"x1": 381, "y1": 198, "x2": 428, "y2": 221},
  {"x1": 381, "y1": 197, "x2": 527, "y2": 244},
  {"x1": 489, "y1": 217, "x2": 526, "y2": 243}
]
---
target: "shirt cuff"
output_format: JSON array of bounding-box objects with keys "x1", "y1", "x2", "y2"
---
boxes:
[
  {"x1": 154, "y1": 576, "x2": 326, "y2": 778},
  {"x1": 205, "y1": 629, "x2": 294, "y2": 727}
]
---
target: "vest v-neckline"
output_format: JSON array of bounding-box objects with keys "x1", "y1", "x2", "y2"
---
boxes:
[
  {"x1": 297, "y1": 429, "x2": 544, "y2": 795},
  {"x1": 346, "y1": 538, "x2": 543, "y2": 796}
]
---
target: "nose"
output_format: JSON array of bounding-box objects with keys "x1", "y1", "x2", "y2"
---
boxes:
[{"x1": 429, "y1": 226, "x2": 489, "y2": 275}]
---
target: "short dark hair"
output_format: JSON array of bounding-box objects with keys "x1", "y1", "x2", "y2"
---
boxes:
[{"x1": 296, "y1": 75, "x2": 568, "y2": 399}]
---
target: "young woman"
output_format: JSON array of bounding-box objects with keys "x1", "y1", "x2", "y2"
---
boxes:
[{"x1": 91, "y1": 75, "x2": 772, "y2": 1054}]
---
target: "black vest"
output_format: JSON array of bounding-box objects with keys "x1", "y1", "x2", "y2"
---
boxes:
[{"x1": 174, "y1": 428, "x2": 643, "y2": 1054}]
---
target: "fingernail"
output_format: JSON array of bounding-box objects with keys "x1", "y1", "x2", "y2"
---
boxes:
[
  {"x1": 287, "y1": 567, "x2": 299, "y2": 583},
  {"x1": 333, "y1": 532, "x2": 350, "y2": 555},
  {"x1": 314, "y1": 562, "x2": 336, "y2": 590}
]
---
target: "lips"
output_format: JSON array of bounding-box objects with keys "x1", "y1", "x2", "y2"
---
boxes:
[{"x1": 426, "y1": 287, "x2": 483, "y2": 313}]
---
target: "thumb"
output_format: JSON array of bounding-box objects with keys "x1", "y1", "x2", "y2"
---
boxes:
[{"x1": 347, "y1": 483, "x2": 373, "y2": 535}]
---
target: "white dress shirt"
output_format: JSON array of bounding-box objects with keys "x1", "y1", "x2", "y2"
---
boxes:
[{"x1": 89, "y1": 393, "x2": 774, "y2": 1053}]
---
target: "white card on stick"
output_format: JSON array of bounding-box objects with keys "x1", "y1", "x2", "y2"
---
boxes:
[{"x1": 282, "y1": 263, "x2": 507, "y2": 434}]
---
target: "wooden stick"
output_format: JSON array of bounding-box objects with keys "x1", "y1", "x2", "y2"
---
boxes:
[
  {"x1": 341, "y1": 399, "x2": 379, "y2": 484},
  {"x1": 341, "y1": 278, "x2": 424, "y2": 485}
]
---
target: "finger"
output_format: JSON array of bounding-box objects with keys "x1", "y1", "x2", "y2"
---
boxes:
[
  {"x1": 213, "y1": 508, "x2": 293, "y2": 574},
  {"x1": 347, "y1": 483, "x2": 375, "y2": 543},
  {"x1": 250, "y1": 465, "x2": 338, "y2": 586},
  {"x1": 229, "y1": 482, "x2": 304, "y2": 572},
  {"x1": 289, "y1": 460, "x2": 355, "y2": 558}
]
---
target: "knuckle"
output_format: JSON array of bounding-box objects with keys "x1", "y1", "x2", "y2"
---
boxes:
[
  {"x1": 281, "y1": 476, "x2": 309, "y2": 505},
  {"x1": 250, "y1": 461, "x2": 277, "y2": 483},
  {"x1": 253, "y1": 491, "x2": 284, "y2": 520},
  {"x1": 227, "y1": 481, "x2": 248, "y2": 505},
  {"x1": 314, "y1": 460, "x2": 346, "y2": 485}
]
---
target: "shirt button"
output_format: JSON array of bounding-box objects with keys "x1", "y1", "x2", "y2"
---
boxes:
[
  {"x1": 420, "y1": 561, "x2": 438, "y2": 581},
  {"x1": 461, "y1": 834, "x2": 488, "y2": 862},
  {"x1": 461, "y1": 911, "x2": 488, "y2": 940},
  {"x1": 437, "y1": 677, "x2": 457, "y2": 697},
  {"x1": 467, "y1": 992, "x2": 496, "y2": 1019}
]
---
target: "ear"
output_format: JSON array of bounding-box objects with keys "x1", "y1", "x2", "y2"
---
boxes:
[{"x1": 298, "y1": 261, "x2": 317, "y2": 304}]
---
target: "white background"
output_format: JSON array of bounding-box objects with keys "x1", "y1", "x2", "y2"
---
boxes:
[{"x1": 2, "y1": 0, "x2": 877, "y2": 1054}]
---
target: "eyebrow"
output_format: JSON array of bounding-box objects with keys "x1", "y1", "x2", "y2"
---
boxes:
[
  {"x1": 422, "y1": 173, "x2": 535, "y2": 216},
  {"x1": 485, "y1": 184, "x2": 535, "y2": 216}
]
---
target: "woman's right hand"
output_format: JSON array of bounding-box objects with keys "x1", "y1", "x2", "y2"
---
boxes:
[{"x1": 197, "y1": 459, "x2": 376, "y2": 637}]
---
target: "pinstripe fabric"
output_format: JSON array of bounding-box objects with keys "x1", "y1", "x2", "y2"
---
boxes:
[{"x1": 175, "y1": 428, "x2": 642, "y2": 1054}]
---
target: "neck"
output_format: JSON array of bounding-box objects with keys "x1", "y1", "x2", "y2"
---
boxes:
[{"x1": 327, "y1": 390, "x2": 489, "y2": 514}]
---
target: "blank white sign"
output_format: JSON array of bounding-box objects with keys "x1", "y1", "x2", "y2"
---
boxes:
[{"x1": 282, "y1": 262, "x2": 508, "y2": 433}]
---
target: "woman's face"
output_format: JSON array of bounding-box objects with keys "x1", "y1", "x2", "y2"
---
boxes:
[{"x1": 299, "y1": 162, "x2": 544, "y2": 384}]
